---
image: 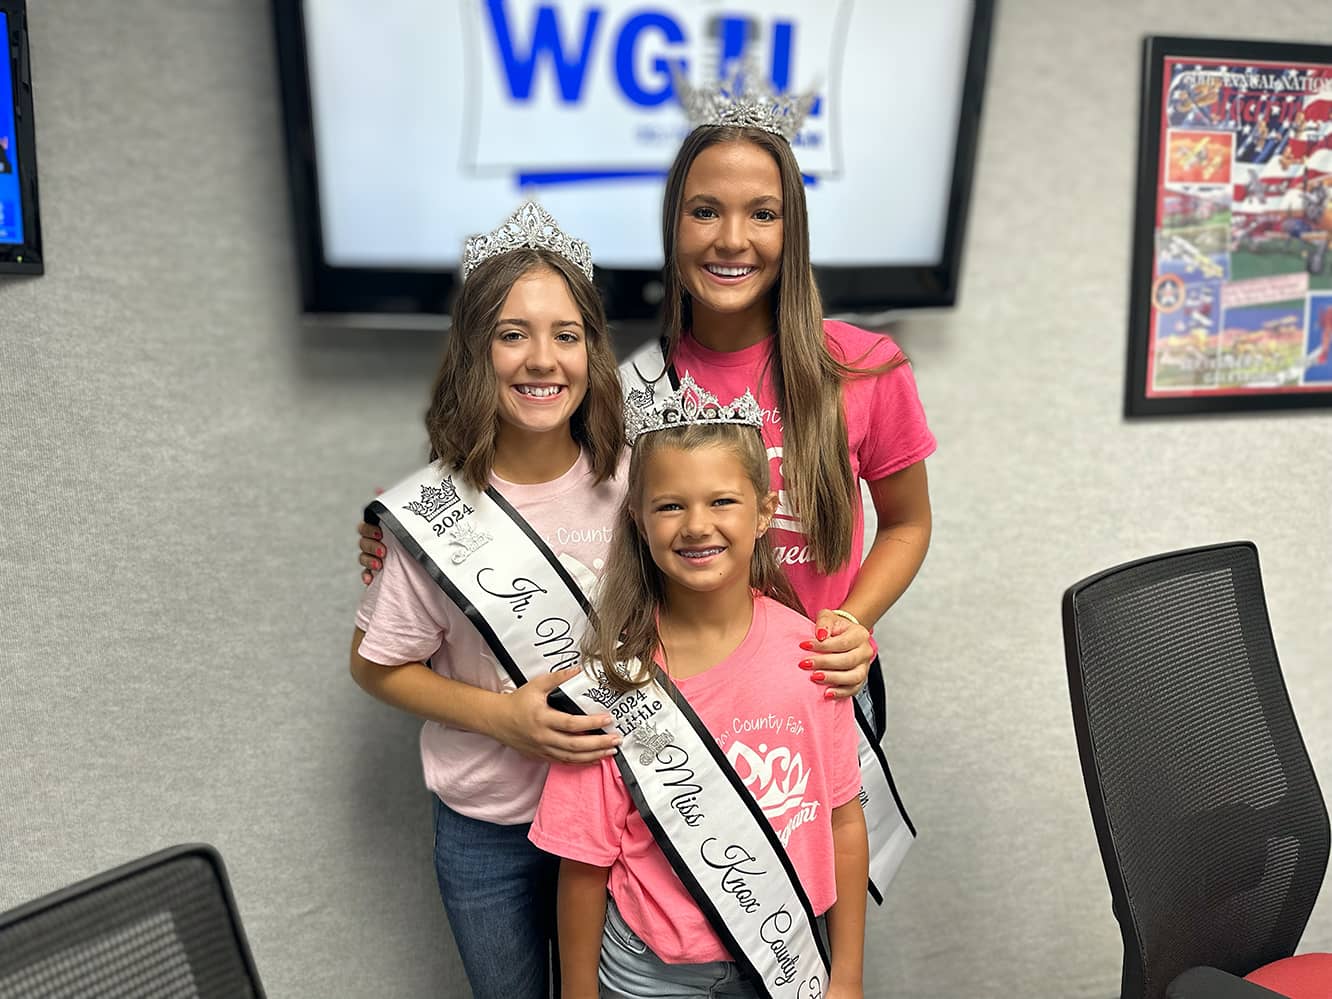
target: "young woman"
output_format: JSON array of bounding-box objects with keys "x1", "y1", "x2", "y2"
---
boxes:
[
  {"x1": 349, "y1": 203, "x2": 626, "y2": 999},
  {"x1": 622, "y1": 119, "x2": 935, "y2": 732},
  {"x1": 531, "y1": 409, "x2": 869, "y2": 999}
]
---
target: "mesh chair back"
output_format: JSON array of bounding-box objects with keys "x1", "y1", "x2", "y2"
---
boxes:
[
  {"x1": 1062, "y1": 542, "x2": 1328, "y2": 999},
  {"x1": 0, "y1": 844, "x2": 264, "y2": 998}
]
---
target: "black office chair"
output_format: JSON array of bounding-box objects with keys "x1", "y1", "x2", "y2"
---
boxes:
[
  {"x1": 0, "y1": 843, "x2": 265, "y2": 998},
  {"x1": 1062, "y1": 542, "x2": 1331, "y2": 999}
]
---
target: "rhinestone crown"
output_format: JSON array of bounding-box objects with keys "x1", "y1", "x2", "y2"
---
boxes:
[
  {"x1": 624, "y1": 372, "x2": 764, "y2": 445},
  {"x1": 461, "y1": 201, "x2": 594, "y2": 282},
  {"x1": 674, "y1": 55, "x2": 817, "y2": 141}
]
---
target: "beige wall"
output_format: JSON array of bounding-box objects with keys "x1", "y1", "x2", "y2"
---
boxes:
[{"x1": 1, "y1": 2, "x2": 1328, "y2": 996}]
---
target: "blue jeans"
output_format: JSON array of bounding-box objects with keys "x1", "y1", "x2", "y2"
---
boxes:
[
  {"x1": 599, "y1": 899, "x2": 760, "y2": 999},
  {"x1": 432, "y1": 795, "x2": 559, "y2": 999}
]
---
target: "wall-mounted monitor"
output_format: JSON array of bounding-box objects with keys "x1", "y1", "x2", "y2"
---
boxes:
[
  {"x1": 273, "y1": 0, "x2": 994, "y2": 322},
  {"x1": 0, "y1": 0, "x2": 41, "y2": 275}
]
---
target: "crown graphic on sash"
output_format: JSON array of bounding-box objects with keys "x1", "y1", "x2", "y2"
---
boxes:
[
  {"x1": 461, "y1": 201, "x2": 594, "y2": 282},
  {"x1": 674, "y1": 54, "x2": 817, "y2": 141},
  {"x1": 403, "y1": 478, "x2": 461, "y2": 522},
  {"x1": 624, "y1": 372, "x2": 764, "y2": 445},
  {"x1": 447, "y1": 521, "x2": 493, "y2": 564}
]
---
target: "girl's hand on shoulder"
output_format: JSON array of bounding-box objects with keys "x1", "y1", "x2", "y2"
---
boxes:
[
  {"x1": 358, "y1": 519, "x2": 385, "y2": 585},
  {"x1": 491, "y1": 667, "x2": 622, "y2": 764},
  {"x1": 358, "y1": 487, "x2": 387, "y2": 585},
  {"x1": 798, "y1": 610, "x2": 873, "y2": 700}
]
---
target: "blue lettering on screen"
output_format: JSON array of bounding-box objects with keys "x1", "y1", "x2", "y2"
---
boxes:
[
  {"x1": 613, "y1": 12, "x2": 684, "y2": 107},
  {"x1": 0, "y1": 10, "x2": 23, "y2": 245},
  {"x1": 485, "y1": 0, "x2": 602, "y2": 103},
  {"x1": 483, "y1": 2, "x2": 819, "y2": 114}
]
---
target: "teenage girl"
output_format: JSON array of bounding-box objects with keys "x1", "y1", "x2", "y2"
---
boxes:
[{"x1": 349, "y1": 212, "x2": 625, "y2": 999}]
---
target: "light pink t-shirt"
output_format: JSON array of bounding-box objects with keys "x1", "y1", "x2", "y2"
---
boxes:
[
  {"x1": 355, "y1": 449, "x2": 627, "y2": 826},
  {"x1": 672, "y1": 320, "x2": 936, "y2": 618},
  {"x1": 529, "y1": 595, "x2": 862, "y2": 964}
]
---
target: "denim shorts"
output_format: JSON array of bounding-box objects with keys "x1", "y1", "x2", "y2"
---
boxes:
[{"x1": 598, "y1": 898, "x2": 761, "y2": 999}]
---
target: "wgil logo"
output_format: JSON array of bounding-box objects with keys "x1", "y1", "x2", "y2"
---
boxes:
[{"x1": 461, "y1": 0, "x2": 851, "y2": 182}]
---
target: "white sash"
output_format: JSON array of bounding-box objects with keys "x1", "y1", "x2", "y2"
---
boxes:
[
  {"x1": 368, "y1": 463, "x2": 830, "y2": 995},
  {"x1": 366, "y1": 466, "x2": 592, "y2": 687},
  {"x1": 620, "y1": 338, "x2": 917, "y2": 901},
  {"x1": 553, "y1": 667, "x2": 831, "y2": 999}
]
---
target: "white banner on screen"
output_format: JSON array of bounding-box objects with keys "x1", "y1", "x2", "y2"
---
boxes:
[
  {"x1": 461, "y1": 0, "x2": 846, "y2": 176},
  {"x1": 304, "y1": 0, "x2": 972, "y2": 269}
]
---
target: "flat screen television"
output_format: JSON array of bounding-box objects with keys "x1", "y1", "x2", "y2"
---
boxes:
[
  {"x1": 0, "y1": 0, "x2": 41, "y2": 275},
  {"x1": 273, "y1": 0, "x2": 994, "y2": 323}
]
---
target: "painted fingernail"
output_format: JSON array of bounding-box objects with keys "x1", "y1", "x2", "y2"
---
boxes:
[
  {"x1": 361, "y1": 572, "x2": 371, "y2": 585},
  {"x1": 816, "y1": 628, "x2": 828, "y2": 641},
  {"x1": 799, "y1": 641, "x2": 814, "y2": 651},
  {"x1": 372, "y1": 559, "x2": 382, "y2": 570},
  {"x1": 798, "y1": 659, "x2": 814, "y2": 670},
  {"x1": 374, "y1": 529, "x2": 382, "y2": 540},
  {"x1": 811, "y1": 672, "x2": 825, "y2": 683},
  {"x1": 823, "y1": 689, "x2": 836, "y2": 701},
  {"x1": 376, "y1": 546, "x2": 385, "y2": 557}
]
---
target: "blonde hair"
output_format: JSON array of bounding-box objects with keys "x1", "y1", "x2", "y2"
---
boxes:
[
  {"x1": 425, "y1": 249, "x2": 624, "y2": 490},
  {"x1": 585, "y1": 423, "x2": 803, "y2": 693},
  {"x1": 659, "y1": 126, "x2": 905, "y2": 572}
]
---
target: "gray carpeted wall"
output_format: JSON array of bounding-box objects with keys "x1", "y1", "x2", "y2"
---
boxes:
[{"x1": 1, "y1": 2, "x2": 1329, "y2": 997}]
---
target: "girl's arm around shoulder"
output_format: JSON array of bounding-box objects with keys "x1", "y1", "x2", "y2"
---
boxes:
[
  {"x1": 825, "y1": 797, "x2": 869, "y2": 999},
  {"x1": 557, "y1": 859, "x2": 610, "y2": 999},
  {"x1": 839, "y1": 460, "x2": 932, "y2": 632}
]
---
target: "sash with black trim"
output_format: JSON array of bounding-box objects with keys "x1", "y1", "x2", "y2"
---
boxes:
[
  {"x1": 551, "y1": 665, "x2": 831, "y2": 998},
  {"x1": 364, "y1": 465, "x2": 593, "y2": 688},
  {"x1": 619, "y1": 338, "x2": 916, "y2": 901}
]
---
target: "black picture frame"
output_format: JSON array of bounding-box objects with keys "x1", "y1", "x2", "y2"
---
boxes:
[
  {"x1": 1126, "y1": 35, "x2": 1332, "y2": 416},
  {"x1": 270, "y1": 0, "x2": 995, "y2": 324},
  {"x1": 0, "y1": 0, "x2": 41, "y2": 275}
]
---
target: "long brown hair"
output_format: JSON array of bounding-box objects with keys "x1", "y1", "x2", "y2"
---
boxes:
[
  {"x1": 425, "y1": 249, "x2": 624, "y2": 490},
  {"x1": 585, "y1": 423, "x2": 803, "y2": 693},
  {"x1": 659, "y1": 126, "x2": 904, "y2": 573}
]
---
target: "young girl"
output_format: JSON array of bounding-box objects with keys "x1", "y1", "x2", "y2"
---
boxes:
[
  {"x1": 350, "y1": 202, "x2": 627, "y2": 999},
  {"x1": 529, "y1": 398, "x2": 869, "y2": 999}
]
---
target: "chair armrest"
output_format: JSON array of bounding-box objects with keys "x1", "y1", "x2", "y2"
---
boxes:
[{"x1": 1168, "y1": 967, "x2": 1288, "y2": 999}]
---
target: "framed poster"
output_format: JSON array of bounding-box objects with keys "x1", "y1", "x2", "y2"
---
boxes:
[{"x1": 1126, "y1": 36, "x2": 1332, "y2": 416}]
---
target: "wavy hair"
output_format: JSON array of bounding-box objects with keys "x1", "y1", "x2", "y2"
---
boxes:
[{"x1": 425, "y1": 249, "x2": 624, "y2": 489}]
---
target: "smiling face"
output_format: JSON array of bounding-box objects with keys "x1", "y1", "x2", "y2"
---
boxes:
[
  {"x1": 635, "y1": 442, "x2": 777, "y2": 601},
  {"x1": 490, "y1": 266, "x2": 589, "y2": 444},
  {"x1": 674, "y1": 140, "x2": 784, "y2": 333}
]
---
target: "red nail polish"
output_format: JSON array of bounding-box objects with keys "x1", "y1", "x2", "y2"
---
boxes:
[
  {"x1": 374, "y1": 529, "x2": 382, "y2": 540},
  {"x1": 816, "y1": 628, "x2": 828, "y2": 641},
  {"x1": 798, "y1": 659, "x2": 814, "y2": 670},
  {"x1": 823, "y1": 689, "x2": 836, "y2": 701},
  {"x1": 799, "y1": 641, "x2": 814, "y2": 651},
  {"x1": 811, "y1": 672, "x2": 825, "y2": 683},
  {"x1": 377, "y1": 546, "x2": 385, "y2": 557}
]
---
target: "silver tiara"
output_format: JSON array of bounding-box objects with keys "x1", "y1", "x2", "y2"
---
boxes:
[
  {"x1": 461, "y1": 201, "x2": 594, "y2": 282},
  {"x1": 674, "y1": 55, "x2": 817, "y2": 142},
  {"x1": 624, "y1": 372, "x2": 764, "y2": 445}
]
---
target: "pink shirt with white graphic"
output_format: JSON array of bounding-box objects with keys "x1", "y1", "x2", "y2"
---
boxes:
[
  {"x1": 355, "y1": 450, "x2": 627, "y2": 826},
  {"x1": 672, "y1": 321, "x2": 936, "y2": 618},
  {"x1": 529, "y1": 595, "x2": 862, "y2": 964}
]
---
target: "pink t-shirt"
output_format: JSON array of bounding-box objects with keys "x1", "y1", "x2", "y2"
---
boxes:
[
  {"x1": 671, "y1": 320, "x2": 936, "y2": 617},
  {"x1": 529, "y1": 595, "x2": 862, "y2": 964},
  {"x1": 355, "y1": 449, "x2": 627, "y2": 826}
]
